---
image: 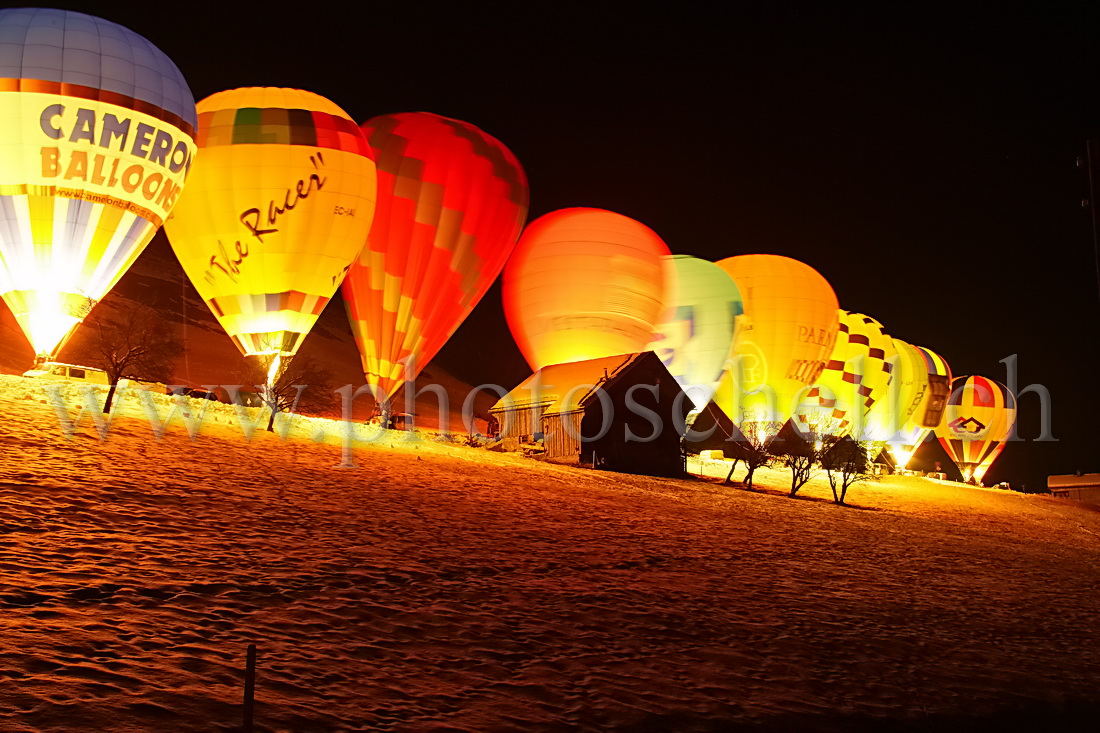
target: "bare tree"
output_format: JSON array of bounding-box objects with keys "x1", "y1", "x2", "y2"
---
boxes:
[
  {"x1": 770, "y1": 420, "x2": 832, "y2": 497},
  {"x1": 820, "y1": 433, "x2": 877, "y2": 505},
  {"x1": 85, "y1": 304, "x2": 184, "y2": 413},
  {"x1": 239, "y1": 354, "x2": 338, "y2": 432},
  {"x1": 725, "y1": 420, "x2": 780, "y2": 490}
]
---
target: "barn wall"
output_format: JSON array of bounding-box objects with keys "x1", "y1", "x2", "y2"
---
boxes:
[
  {"x1": 542, "y1": 411, "x2": 583, "y2": 459},
  {"x1": 490, "y1": 404, "x2": 547, "y2": 441},
  {"x1": 492, "y1": 353, "x2": 691, "y2": 476},
  {"x1": 1052, "y1": 486, "x2": 1100, "y2": 504},
  {"x1": 581, "y1": 369, "x2": 689, "y2": 477}
]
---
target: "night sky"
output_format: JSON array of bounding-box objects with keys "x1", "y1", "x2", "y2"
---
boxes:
[{"x1": 41, "y1": 3, "x2": 1100, "y2": 491}]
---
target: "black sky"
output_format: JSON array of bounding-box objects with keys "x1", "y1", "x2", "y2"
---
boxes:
[{"x1": 47, "y1": 2, "x2": 1100, "y2": 490}]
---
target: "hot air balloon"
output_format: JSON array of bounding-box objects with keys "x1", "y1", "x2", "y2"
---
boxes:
[
  {"x1": 647, "y1": 255, "x2": 743, "y2": 411},
  {"x1": 342, "y1": 112, "x2": 528, "y2": 401},
  {"x1": 711, "y1": 255, "x2": 838, "y2": 430},
  {"x1": 865, "y1": 339, "x2": 926, "y2": 464},
  {"x1": 909, "y1": 344, "x2": 951, "y2": 428},
  {"x1": 0, "y1": 8, "x2": 197, "y2": 358},
  {"x1": 164, "y1": 87, "x2": 377, "y2": 378},
  {"x1": 866, "y1": 340, "x2": 951, "y2": 469},
  {"x1": 935, "y1": 375, "x2": 1016, "y2": 484},
  {"x1": 796, "y1": 311, "x2": 896, "y2": 437},
  {"x1": 504, "y1": 207, "x2": 671, "y2": 372}
]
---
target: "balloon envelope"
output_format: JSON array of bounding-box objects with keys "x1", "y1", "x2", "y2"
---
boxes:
[
  {"x1": 0, "y1": 8, "x2": 197, "y2": 356},
  {"x1": 911, "y1": 345, "x2": 951, "y2": 428},
  {"x1": 797, "y1": 310, "x2": 896, "y2": 437},
  {"x1": 342, "y1": 112, "x2": 528, "y2": 400},
  {"x1": 712, "y1": 255, "x2": 838, "y2": 427},
  {"x1": 504, "y1": 207, "x2": 670, "y2": 371},
  {"x1": 868, "y1": 339, "x2": 925, "y2": 458},
  {"x1": 934, "y1": 375, "x2": 1016, "y2": 483},
  {"x1": 868, "y1": 341, "x2": 950, "y2": 468},
  {"x1": 648, "y1": 255, "x2": 742, "y2": 410},
  {"x1": 164, "y1": 87, "x2": 377, "y2": 368}
]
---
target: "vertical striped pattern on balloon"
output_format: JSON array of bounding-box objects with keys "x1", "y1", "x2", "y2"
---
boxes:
[
  {"x1": 0, "y1": 7, "x2": 197, "y2": 355},
  {"x1": 935, "y1": 375, "x2": 1017, "y2": 483},
  {"x1": 0, "y1": 190, "x2": 156, "y2": 350},
  {"x1": 342, "y1": 112, "x2": 529, "y2": 400}
]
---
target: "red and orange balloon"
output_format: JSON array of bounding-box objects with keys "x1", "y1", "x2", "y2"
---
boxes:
[{"x1": 342, "y1": 112, "x2": 529, "y2": 400}]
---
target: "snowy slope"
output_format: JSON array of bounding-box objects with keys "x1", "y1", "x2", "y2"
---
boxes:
[{"x1": 1, "y1": 375, "x2": 1098, "y2": 731}]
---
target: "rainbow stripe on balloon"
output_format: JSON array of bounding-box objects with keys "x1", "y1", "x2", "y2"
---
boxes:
[{"x1": 197, "y1": 107, "x2": 370, "y2": 156}]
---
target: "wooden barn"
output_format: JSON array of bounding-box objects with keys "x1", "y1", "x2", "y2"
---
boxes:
[
  {"x1": 490, "y1": 352, "x2": 692, "y2": 477},
  {"x1": 682, "y1": 399, "x2": 742, "y2": 455},
  {"x1": 1048, "y1": 474, "x2": 1100, "y2": 504}
]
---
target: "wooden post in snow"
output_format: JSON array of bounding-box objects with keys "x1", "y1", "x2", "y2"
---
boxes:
[{"x1": 243, "y1": 643, "x2": 256, "y2": 732}]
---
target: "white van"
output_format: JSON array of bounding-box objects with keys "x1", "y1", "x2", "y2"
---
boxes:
[{"x1": 22, "y1": 362, "x2": 112, "y2": 386}]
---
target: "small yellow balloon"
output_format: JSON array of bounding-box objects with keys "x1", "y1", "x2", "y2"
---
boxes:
[
  {"x1": 935, "y1": 375, "x2": 1016, "y2": 483},
  {"x1": 873, "y1": 341, "x2": 951, "y2": 468}
]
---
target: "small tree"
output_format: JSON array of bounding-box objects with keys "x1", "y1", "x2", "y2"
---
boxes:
[
  {"x1": 820, "y1": 434, "x2": 877, "y2": 505},
  {"x1": 770, "y1": 421, "x2": 831, "y2": 497},
  {"x1": 725, "y1": 420, "x2": 780, "y2": 490},
  {"x1": 240, "y1": 354, "x2": 337, "y2": 432},
  {"x1": 86, "y1": 304, "x2": 184, "y2": 413}
]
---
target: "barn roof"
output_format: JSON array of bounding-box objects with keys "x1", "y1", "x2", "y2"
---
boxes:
[
  {"x1": 684, "y1": 399, "x2": 741, "y2": 452},
  {"x1": 1048, "y1": 473, "x2": 1100, "y2": 489},
  {"x1": 490, "y1": 352, "x2": 670, "y2": 416}
]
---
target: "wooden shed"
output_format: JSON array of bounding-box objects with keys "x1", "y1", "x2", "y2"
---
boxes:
[
  {"x1": 1048, "y1": 474, "x2": 1100, "y2": 504},
  {"x1": 682, "y1": 399, "x2": 741, "y2": 456},
  {"x1": 490, "y1": 352, "x2": 692, "y2": 477}
]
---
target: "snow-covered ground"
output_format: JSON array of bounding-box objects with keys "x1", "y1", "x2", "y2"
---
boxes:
[{"x1": 1, "y1": 374, "x2": 1098, "y2": 732}]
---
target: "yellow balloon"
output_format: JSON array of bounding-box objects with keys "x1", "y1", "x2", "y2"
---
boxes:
[
  {"x1": 874, "y1": 340, "x2": 951, "y2": 469},
  {"x1": 713, "y1": 255, "x2": 838, "y2": 427},
  {"x1": 797, "y1": 310, "x2": 896, "y2": 437},
  {"x1": 164, "y1": 88, "x2": 377, "y2": 371}
]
